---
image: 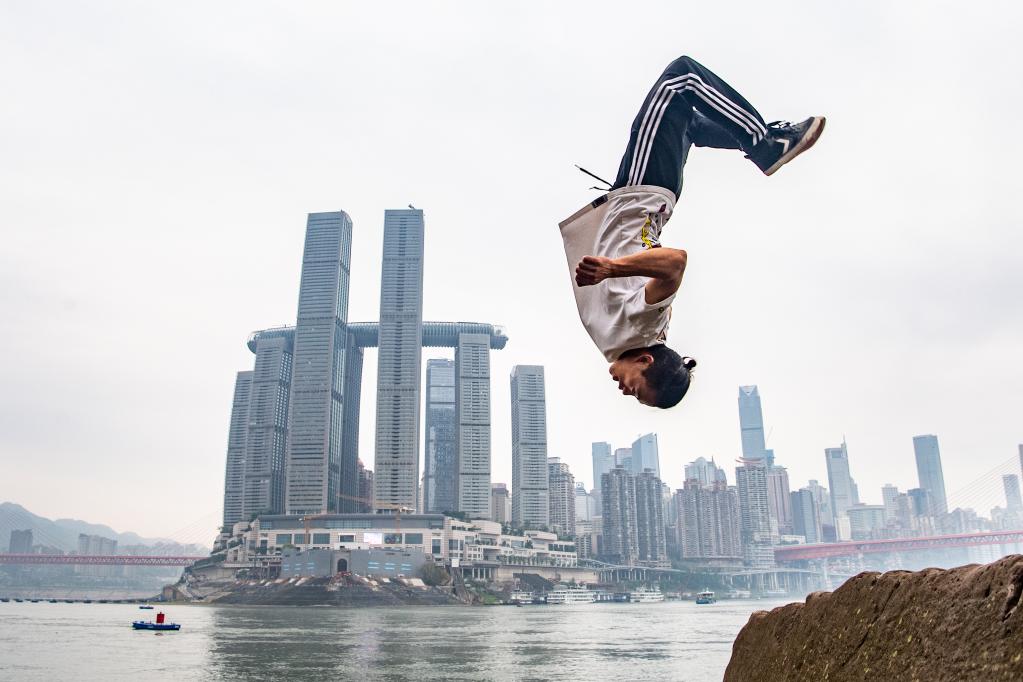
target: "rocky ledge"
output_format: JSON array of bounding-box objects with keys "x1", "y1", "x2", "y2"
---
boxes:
[{"x1": 725, "y1": 555, "x2": 1023, "y2": 681}]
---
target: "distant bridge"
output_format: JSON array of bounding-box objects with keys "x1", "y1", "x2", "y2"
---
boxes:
[
  {"x1": 0, "y1": 554, "x2": 204, "y2": 566},
  {"x1": 774, "y1": 530, "x2": 1023, "y2": 561}
]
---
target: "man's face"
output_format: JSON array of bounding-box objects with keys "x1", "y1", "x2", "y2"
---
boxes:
[{"x1": 609, "y1": 353, "x2": 655, "y2": 406}]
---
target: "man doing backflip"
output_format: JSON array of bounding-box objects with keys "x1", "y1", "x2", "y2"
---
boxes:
[{"x1": 560, "y1": 55, "x2": 824, "y2": 408}]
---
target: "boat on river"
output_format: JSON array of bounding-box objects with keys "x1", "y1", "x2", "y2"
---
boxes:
[
  {"x1": 629, "y1": 587, "x2": 665, "y2": 603},
  {"x1": 545, "y1": 587, "x2": 596, "y2": 604},
  {"x1": 696, "y1": 591, "x2": 717, "y2": 604},
  {"x1": 132, "y1": 612, "x2": 180, "y2": 631},
  {"x1": 138, "y1": 604, "x2": 154, "y2": 610}
]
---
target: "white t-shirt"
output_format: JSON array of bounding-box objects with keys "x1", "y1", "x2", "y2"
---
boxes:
[{"x1": 559, "y1": 185, "x2": 677, "y2": 362}]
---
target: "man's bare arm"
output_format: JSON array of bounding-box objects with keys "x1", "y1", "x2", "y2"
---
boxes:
[{"x1": 575, "y1": 248, "x2": 688, "y2": 304}]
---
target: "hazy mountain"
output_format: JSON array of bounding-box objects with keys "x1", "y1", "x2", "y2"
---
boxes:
[{"x1": 0, "y1": 502, "x2": 208, "y2": 554}]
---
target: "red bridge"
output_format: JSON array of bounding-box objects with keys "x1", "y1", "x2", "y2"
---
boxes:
[
  {"x1": 0, "y1": 554, "x2": 204, "y2": 566},
  {"x1": 775, "y1": 530, "x2": 1023, "y2": 561}
]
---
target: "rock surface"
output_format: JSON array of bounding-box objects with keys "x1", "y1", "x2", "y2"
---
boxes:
[{"x1": 725, "y1": 555, "x2": 1023, "y2": 681}]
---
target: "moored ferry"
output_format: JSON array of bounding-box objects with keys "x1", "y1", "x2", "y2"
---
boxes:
[
  {"x1": 628, "y1": 587, "x2": 665, "y2": 603},
  {"x1": 509, "y1": 590, "x2": 535, "y2": 605},
  {"x1": 545, "y1": 586, "x2": 596, "y2": 605},
  {"x1": 696, "y1": 591, "x2": 717, "y2": 604}
]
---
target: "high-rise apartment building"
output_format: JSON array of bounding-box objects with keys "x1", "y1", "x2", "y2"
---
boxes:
[
  {"x1": 456, "y1": 333, "x2": 493, "y2": 518},
  {"x1": 635, "y1": 471, "x2": 668, "y2": 566},
  {"x1": 825, "y1": 441, "x2": 860, "y2": 521},
  {"x1": 675, "y1": 480, "x2": 741, "y2": 559},
  {"x1": 913, "y1": 435, "x2": 948, "y2": 516},
  {"x1": 791, "y1": 488, "x2": 822, "y2": 544},
  {"x1": 510, "y1": 365, "x2": 549, "y2": 526},
  {"x1": 736, "y1": 459, "x2": 775, "y2": 568},
  {"x1": 847, "y1": 504, "x2": 887, "y2": 540},
  {"x1": 285, "y1": 211, "x2": 353, "y2": 515},
  {"x1": 684, "y1": 457, "x2": 726, "y2": 488},
  {"x1": 601, "y1": 467, "x2": 639, "y2": 565},
  {"x1": 423, "y1": 359, "x2": 457, "y2": 513},
  {"x1": 242, "y1": 332, "x2": 293, "y2": 519},
  {"x1": 766, "y1": 466, "x2": 793, "y2": 535},
  {"x1": 374, "y1": 209, "x2": 425, "y2": 512},
  {"x1": 630, "y1": 433, "x2": 660, "y2": 477},
  {"x1": 738, "y1": 385, "x2": 767, "y2": 460},
  {"x1": 355, "y1": 459, "x2": 373, "y2": 512},
  {"x1": 222, "y1": 371, "x2": 253, "y2": 527},
  {"x1": 491, "y1": 483, "x2": 511, "y2": 523},
  {"x1": 614, "y1": 447, "x2": 633, "y2": 470},
  {"x1": 547, "y1": 458, "x2": 576, "y2": 536}
]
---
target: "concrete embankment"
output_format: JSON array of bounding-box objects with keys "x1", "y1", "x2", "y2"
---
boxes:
[
  {"x1": 174, "y1": 575, "x2": 465, "y2": 607},
  {"x1": 725, "y1": 554, "x2": 1023, "y2": 681}
]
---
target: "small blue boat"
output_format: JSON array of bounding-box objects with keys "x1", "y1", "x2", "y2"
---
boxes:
[
  {"x1": 132, "y1": 621, "x2": 180, "y2": 631},
  {"x1": 139, "y1": 605, "x2": 154, "y2": 609}
]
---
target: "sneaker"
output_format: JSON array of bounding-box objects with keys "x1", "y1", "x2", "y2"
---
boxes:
[{"x1": 747, "y1": 116, "x2": 826, "y2": 176}]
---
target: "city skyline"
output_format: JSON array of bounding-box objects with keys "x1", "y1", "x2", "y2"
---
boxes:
[{"x1": 3, "y1": 3, "x2": 1022, "y2": 539}]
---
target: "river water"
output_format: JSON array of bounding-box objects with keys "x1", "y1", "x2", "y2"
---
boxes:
[{"x1": 0, "y1": 599, "x2": 787, "y2": 681}]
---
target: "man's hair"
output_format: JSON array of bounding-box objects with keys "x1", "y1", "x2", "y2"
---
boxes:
[{"x1": 636, "y1": 345, "x2": 697, "y2": 409}]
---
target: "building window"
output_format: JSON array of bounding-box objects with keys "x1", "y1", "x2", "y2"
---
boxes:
[
  {"x1": 275, "y1": 534, "x2": 292, "y2": 545},
  {"x1": 312, "y1": 533, "x2": 330, "y2": 545},
  {"x1": 384, "y1": 533, "x2": 403, "y2": 545},
  {"x1": 339, "y1": 534, "x2": 355, "y2": 543},
  {"x1": 432, "y1": 539, "x2": 442, "y2": 555},
  {"x1": 294, "y1": 534, "x2": 309, "y2": 545},
  {"x1": 404, "y1": 533, "x2": 423, "y2": 545}
]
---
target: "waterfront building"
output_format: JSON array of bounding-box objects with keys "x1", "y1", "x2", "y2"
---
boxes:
[
  {"x1": 913, "y1": 435, "x2": 948, "y2": 516},
  {"x1": 242, "y1": 332, "x2": 293, "y2": 520},
  {"x1": 825, "y1": 441, "x2": 860, "y2": 524},
  {"x1": 285, "y1": 211, "x2": 354, "y2": 516},
  {"x1": 374, "y1": 208, "x2": 426, "y2": 512},
  {"x1": 738, "y1": 385, "x2": 767, "y2": 460},
  {"x1": 222, "y1": 371, "x2": 253, "y2": 527},
  {"x1": 601, "y1": 467, "x2": 639, "y2": 565},
  {"x1": 455, "y1": 334, "x2": 493, "y2": 518},
  {"x1": 847, "y1": 504, "x2": 887, "y2": 540},
  {"x1": 766, "y1": 466, "x2": 793, "y2": 535},
  {"x1": 8, "y1": 529, "x2": 32, "y2": 553},
  {"x1": 630, "y1": 433, "x2": 660, "y2": 478},
  {"x1": 736, "y1": 459, "x2": 775, "y2": 568},
  {"x1": 790, "y1": 489, "x2": 821, "y2": 544},
  {"x1": 591, "y1": 442, "x2": 613, "y2": 507},
  {"x1": 511, "y1": 365, "x2": 549, "y2": 526},
  {"x1": 548, "y1": 458, "x2": 576, "y2": 536},
  {"x1": 635, "y1": 470, "x2": 668, "y2": 566},
  {"x1": 675, "y1": 480, "x2": 741, "y2": 559},
  {"x1": 423, "y1": 359, "x2": 457, "y2": 513},
  {"x1": 491, "y1": 483, "x2": 511, "y2": 523}
]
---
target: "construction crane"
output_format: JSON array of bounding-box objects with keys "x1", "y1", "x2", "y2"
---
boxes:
[{"x1": 337, "y1": 493, "x2": 414, "y2": 533}]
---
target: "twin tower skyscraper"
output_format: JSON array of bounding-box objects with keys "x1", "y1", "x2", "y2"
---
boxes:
[{"x1": 222, "y1": 210, "x2": 507, "y2": 529}]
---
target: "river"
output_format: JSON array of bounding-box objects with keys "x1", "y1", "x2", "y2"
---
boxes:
[{"x1": 0, "y1": 599, "x2": 788, "y2": 680}]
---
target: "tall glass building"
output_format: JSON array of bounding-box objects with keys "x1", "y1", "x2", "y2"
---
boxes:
[
  {"x1": 913, "y1": 434, "x2": 948, "y2": 516},
  {"x1": 630, "y1": 433, "x2": 660, "y2": 477},
  {"x1": 511, "y1": 365, "x2": 549, "y2": 526},
  {"x1": 374, "y1": 208, "x2": 425, "y2": 512},
  {"x1": 222, "y1": 371, "x2": 253, "y2": 527},
  {"x1": 825, "y1": 441, "x2": 860, "y2": 521},
  {"x1": 738, "y1": 386, "x2": 767, "y2": 460},
  {"x1": 242, "y1": 332, "x2": 293, "y2": 519},
  {"x1": 285, "y1": 211, "x2": 353, "y2": 515},
  {"x1": 456, "y1": 333, "x2": 493, "y2": 518},
  {"x1": 423, "y1": 358, "x2": 457, "y2": 513},
  {"x1": 591, "y1": 442, "x2": 613, "y2": 494}
]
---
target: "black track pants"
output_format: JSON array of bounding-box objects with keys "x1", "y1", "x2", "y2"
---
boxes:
[{"x1": 612, "y1": 55, "x2": 768, "y2": 196}]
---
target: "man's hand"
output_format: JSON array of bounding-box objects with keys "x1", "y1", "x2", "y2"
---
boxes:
[{"x1": 575, "y1": 256, "x2": 617, "y2": 287}]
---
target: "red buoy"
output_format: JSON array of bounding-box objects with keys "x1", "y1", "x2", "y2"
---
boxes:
[{"x1": 156, "y1": 612, "x2": 165, "y2": 624}]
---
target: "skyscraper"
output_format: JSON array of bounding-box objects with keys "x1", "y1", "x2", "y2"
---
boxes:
[
  {"x1": 373, "y1": 209, "x2": 425, "y2": 511},
  {"x1": 491, "y1": 483, "x2": 511, "y2": 523},
  {"x1": 736, "y1": 459, "x2": 774, "y2": 568},
  {"x1": 913, "y1": 435, "x2": 948, "y2": 516},
  {"x1": 684, "y1": 457, "x2": 727, "y2": 487},
  {"x1": 614, "y1": 447, "x2": 633, "y2": 470},
  {"x1": 738, "y1": 385, "x2": 767, "y2": 460},
  {"x1": 222, "y1": 371, "x2": 253, "y2": 527},
  {"x1": 766, "y1": 466, "x2": 793, "y2": 535},
  {"x1": 242, "y1": 332, "x2": 293, "y2": 519},
  {"x1": 635, "y1": 470, "x2": 668, "y2": 566},
  {"x1": 790, "y1": 488, "x2": 821, "y2": 544},
  {"x1": 675, "y1": 480, "x2": 741, "y2": 559},
  {"x1": 630, "y1": 433, "x2": 660, "y2": 477},
  {"x1": 575, "y1": 483, "x2": 595, "y2": 522},
  {"x1": 825, "y1": 441, "x2": 859, "y2": 520},
  {"x1": 1003, "y1": 475, "x2": 1023, "y2": 512},
  {"x1": 881, "y1": 484, "x2": 899, "y2": 519},
  {"x1": 8, "y1": 529, "x2": 32, "y2": 553},
  {"x1": 423, "y1": 359, "x2": 457, "y2": 513},
  {"x1": 285, "y1": 211, "x2": 353, "y2": 515},
  {"x1": 547, "y1": 458, "x2": 576, "y2": 536},
  {"x1": 511, "y1": 365, "x2": 549, "y2": 526},
  {"x1": 456, "y1": 333, "x2": 492, "y2": 518},
  {"x1": 601, "y1": 467, "x2": 638, "y2": 565},
  {"x1": 591, "y1": 442, "x2": 613, "y2": 505}
]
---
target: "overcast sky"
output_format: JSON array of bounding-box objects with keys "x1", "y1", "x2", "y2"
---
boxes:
[{"x1": 1, "y1": 1, "x2": 1020, "y2": 541}]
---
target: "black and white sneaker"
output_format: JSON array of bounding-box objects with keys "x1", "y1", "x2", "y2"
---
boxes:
[{"x1": 747, "y1": 117, "x2": 826, "y2": 176}]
